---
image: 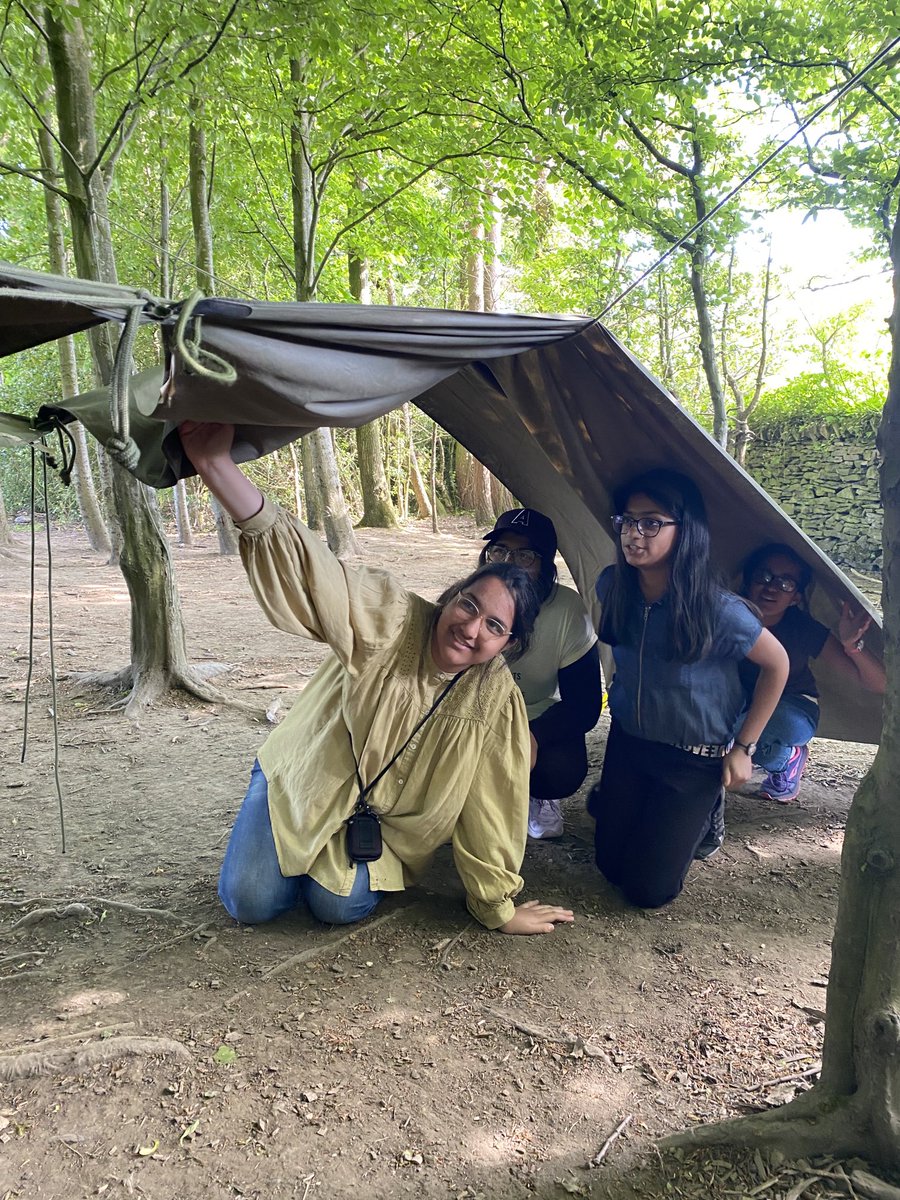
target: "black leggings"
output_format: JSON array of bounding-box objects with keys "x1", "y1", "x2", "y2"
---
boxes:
[
  {"x1": 530, "y1": 730, "x2": 589, "y2": 800},
  {"x1": 589, "y1": 720, "x2": 723, "y2": 908}
]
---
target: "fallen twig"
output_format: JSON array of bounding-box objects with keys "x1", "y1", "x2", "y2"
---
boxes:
[
  {"x1": 589, "y1": 1113, "x2": 633, "y2": 1165},
  {"x1": 434, "y1": 922, "x2": 473, "y2": 968},
  {"x1": 0, "y1": 950, "x2": 45, "y2": 968},
  {"x1": 746, "y1": 1062, "x2": 822, "y2": 1091},
  {"x1": 483, "y1": 1007, "x2": 611, "y2": 1061},
  {"x1": 225, "y1": 906, "x2": 410, "y2": 1008},
  {"x1": 133, "y1": 921, "x2": 216, "y2": 961}
]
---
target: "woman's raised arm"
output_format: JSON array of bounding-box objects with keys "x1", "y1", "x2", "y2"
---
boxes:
[{"x1": 179, "y1": 421, "x2": 264, "y2": 523}]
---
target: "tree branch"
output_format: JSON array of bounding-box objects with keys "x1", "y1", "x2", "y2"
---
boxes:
[
  {"x1": 624, "y1": 116, "x2": 694, "y2": 178},
  {"x1": 0, "y1": 157, "x2": 74, "y2": 202}
]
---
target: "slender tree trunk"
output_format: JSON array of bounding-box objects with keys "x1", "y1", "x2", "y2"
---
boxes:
[
  {"x1": 300, "y1": 437, "x2": 322, "y2": 529},
  {"x1": 430, "y1": 421, "x2": 439, "y2": 535},
  {"x1": 0, "y1": 487, "x2": 12, "y2": 551},
  {"x1": 288, "y1": 58, "x2": 358, "y2": 557},
  {"x1": 484, "y1": 188, "x2": 502, "y2": 312},
  {"x1": 403, "y1": 404, "x2": 432, "y2": 520},
  {"x1": 350, "y1": 243, "x2": 397, "y2": 528},
  {"x1": 45, "y1": 7, "x2": 220, "y2": 712},
  {"x1": 690, "y1": 243, "x2": 728, "y2": 448},
  {"x1": 172, "y1": 479, "x2": 192, "y2": 546},
  {"x1": 189, "y1": 95, "x2": 239, "y2": 555},
  {"x1": 35, "y1": 57, "x2": 110, "y2": 555},
  {"x1": 466, "y1": 218, "x2": 493, "y2": 526},
  {"x1": 288, "y1": 440, "x2": 304, "y2": 519}
]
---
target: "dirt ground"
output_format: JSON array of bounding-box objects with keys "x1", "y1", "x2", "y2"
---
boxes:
[{"x1": 0, "y1": 516, "x2": 880, "y2": 1199}]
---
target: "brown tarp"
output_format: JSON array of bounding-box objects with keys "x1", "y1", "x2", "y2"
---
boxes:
[{"x1": 0, "y1": 262, "x2": 883, "y2": 743}]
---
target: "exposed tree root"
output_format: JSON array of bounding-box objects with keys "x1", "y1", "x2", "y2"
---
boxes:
[
  {"x1": 64, "y1": 664, "x2": 259, "y2": 715},
  {"x1": 0, "y1": 1035, "x2": 190, "y2": 1080},
  {"x1": 1, "y1": 895, "x2": 184, "y2": 924},
  {"x1": 660, "y1": 1088, "x2": 866, "y2": 1161}
]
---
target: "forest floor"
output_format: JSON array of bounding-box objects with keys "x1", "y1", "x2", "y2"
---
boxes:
[{"x1": 0, "y1": 516, "x2": 883, "y2": 1200}]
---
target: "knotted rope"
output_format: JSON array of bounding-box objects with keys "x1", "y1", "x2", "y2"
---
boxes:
[
  {"x1": 173, "y1": 290, "x2": 238, "y2": 383},
  {"x1": 0, "y1": 283, "x2": 236, "y2": 477}
]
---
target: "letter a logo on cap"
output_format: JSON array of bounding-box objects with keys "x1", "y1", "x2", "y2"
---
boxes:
[{"x1": 509, "y1": 509, "x2": 530, "y2": 527}]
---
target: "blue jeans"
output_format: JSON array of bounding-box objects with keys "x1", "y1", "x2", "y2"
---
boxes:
[
  {"x1": 754, "y1": 695, "x2": 819, "y2": 772},
  {"x1": 218, "y1": 761, "x2": 383, "y2": 926}
]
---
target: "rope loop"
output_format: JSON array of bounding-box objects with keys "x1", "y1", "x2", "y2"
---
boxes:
[
  {"x1": 174, "y1": 290, "x2": 238, "y2": 383},
  {"x1": 105, "y1": 434, "x2": 141, "y2": 472}
]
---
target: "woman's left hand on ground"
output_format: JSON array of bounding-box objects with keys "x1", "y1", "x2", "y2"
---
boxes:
[
  {"x1": 837, "y1": 601, "x2": 871, "y2": 650},
  {"x1": 499, "y1": 899, "x2": 575, "y2": 935},
  {"x1": 722, "y1": 746, "x2": 753, "y2": 790}
]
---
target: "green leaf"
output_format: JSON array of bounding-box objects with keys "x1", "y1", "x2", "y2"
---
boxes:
[{"x1": 213, "y1": 1044, "x2": 237, "y2": 1065}]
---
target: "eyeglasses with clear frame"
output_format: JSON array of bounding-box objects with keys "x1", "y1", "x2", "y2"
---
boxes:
[
  {"x1": 751, "y1": 568, "x2": 800, "y2": 595},
  {"x1": 453, "y1": 591, "x2": 512, "y2": 639},
  {"x1": 612, "y1": 515, "x2": 680, "y2": 538},
  {"x1": 484, "y1": 543, "x2": 540, "y2": 569}
]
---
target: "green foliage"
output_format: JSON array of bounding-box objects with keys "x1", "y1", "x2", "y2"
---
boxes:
[{"x1": 754, "y1": 369, "x2": 885, "y2": 428}]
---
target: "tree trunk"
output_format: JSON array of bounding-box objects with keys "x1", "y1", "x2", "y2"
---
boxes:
[
  {"x1": 300, "y1": 436, "x2": 322, "y2": 529},
  {"x1": 308, "y1": 427, "x2": 358, "y2": 558},
  {"x1": 662, "y1": 195, "x2": 900, "y2": 1174},
  {"x1": 689, "y1": 243, "x2": 729, "y2": 448},
  {"x1": 288, "y1": 58, "x2": 358, "y2": 557},
  {"x1": 287, "y1": 440, "x2": 304, "y2": 519},
  {"x1": 465, "y1": 212, "x2": 494, "y2": 526},
  {"x1": 350, "y1": 242, "x2": 397, "y2": 528},
  {"x1": 45, "y1": 6, "x2": 221, "y2": 712},
  {"x1": 0, "y1": 486, "x2": 13, "y2": 551},
  {"x1": 173, "y1": 479, "x2": 193, "y2": 546},
  {"x1": 485, "y1": 189, "x2": 502, "y2": 312},
  {"x1": 403, "y1": 404, "x2": 432, "y2": 521},
  {"x1": 356, "y1": 420, "x2": 398, "y2": 527},
  {"x1": 189, "y1": 95, "x2": 239, "y2": 555},
  {"x1": 430, "y1": 421, "x2": 439, "y2": 535},
  {"x1": 35, "y1": 55, "x2": 110, "y2": 556}
]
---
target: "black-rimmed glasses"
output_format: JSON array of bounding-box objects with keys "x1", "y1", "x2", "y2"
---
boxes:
[
  {"x1": 612, "y1": 515, "x2": 680, "y2": 538},
  {"x1": 485, "y1": 543, "x2": 540, "y2": 569},
  {"x1": 751, "y1": 568, "x2": 799, "y2": 595}
]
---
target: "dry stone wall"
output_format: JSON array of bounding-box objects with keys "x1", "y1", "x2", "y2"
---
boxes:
[{"x1": 744, "y1": 414, "x2": 881, "y2": 574}]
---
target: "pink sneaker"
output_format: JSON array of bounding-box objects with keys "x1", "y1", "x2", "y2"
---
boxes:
[{"x1": 759, "y1": 744, "x2": 810, "y2": 803}]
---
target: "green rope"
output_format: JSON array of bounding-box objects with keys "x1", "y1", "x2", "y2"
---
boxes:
[
  {"x1": 174, "y1": 290, "x2": 238, "y2": 383},
  {"x1": 0, "y1": 283, "x2": 236, "y2": 472},
  {"x1": 105, "y1": 301, "x2": 142, "y2": 471}
]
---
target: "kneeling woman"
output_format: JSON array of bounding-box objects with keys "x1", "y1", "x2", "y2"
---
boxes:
[
  {"x1": 589, "y1": 469, "x2": 788, "y2": 910},
  {"x1": 181, "y1": 422, "x2": 574, "y2": 937}
]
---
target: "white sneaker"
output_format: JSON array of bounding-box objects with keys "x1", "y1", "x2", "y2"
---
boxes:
[{"x1": 528, "y1": 797, "x2": 564, "y2": 839}]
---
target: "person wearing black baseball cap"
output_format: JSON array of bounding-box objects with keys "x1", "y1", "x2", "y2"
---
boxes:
[{"x1": 480, "y1": 509, "x2": 603, "y2": 839}]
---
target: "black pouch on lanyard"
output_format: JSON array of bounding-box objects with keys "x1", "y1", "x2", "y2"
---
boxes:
[
  {"x1": 346, "y1": 804, "x2": 383, "y2": 863},
  {"x1": 344, "y1": 672, "x2": 462, "y2": 867}
]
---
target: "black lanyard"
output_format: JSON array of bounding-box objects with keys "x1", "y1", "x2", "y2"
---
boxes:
[{"x1": 348, "y1": 671, "x2": 464, "y2": 814}]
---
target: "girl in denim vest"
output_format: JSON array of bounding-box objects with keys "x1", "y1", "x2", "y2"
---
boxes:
[{"x1": 588, "y1": 469, "x2": 788, "y2": 908}]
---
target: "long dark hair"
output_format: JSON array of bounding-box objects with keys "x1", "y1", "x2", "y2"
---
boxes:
[
  {"x1": 741, "y1": 543, "x2": 812, "y2": 606},
  {"x1": 599, "y1": 468, "x2": 720, "y2": 663},
  {"x1": 436, "y1": 563, "x2": 541, "y2": 663},
  {"x1": 478, "y1": 529, "x2": 558, "y2": 605}
]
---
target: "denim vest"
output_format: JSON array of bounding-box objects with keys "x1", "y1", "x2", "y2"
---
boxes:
[{"x1": 596, "y1": 567, "x2": 761, "y2": 747}]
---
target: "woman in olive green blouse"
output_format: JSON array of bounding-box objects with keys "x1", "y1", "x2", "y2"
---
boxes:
[{"x1": 181, "y1": 421, "x2": 574, "y2": 936}]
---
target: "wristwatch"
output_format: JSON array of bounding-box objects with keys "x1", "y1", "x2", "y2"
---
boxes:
[{"x1": 734, "y1": 740, "x2": 757, "y2": 756}]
